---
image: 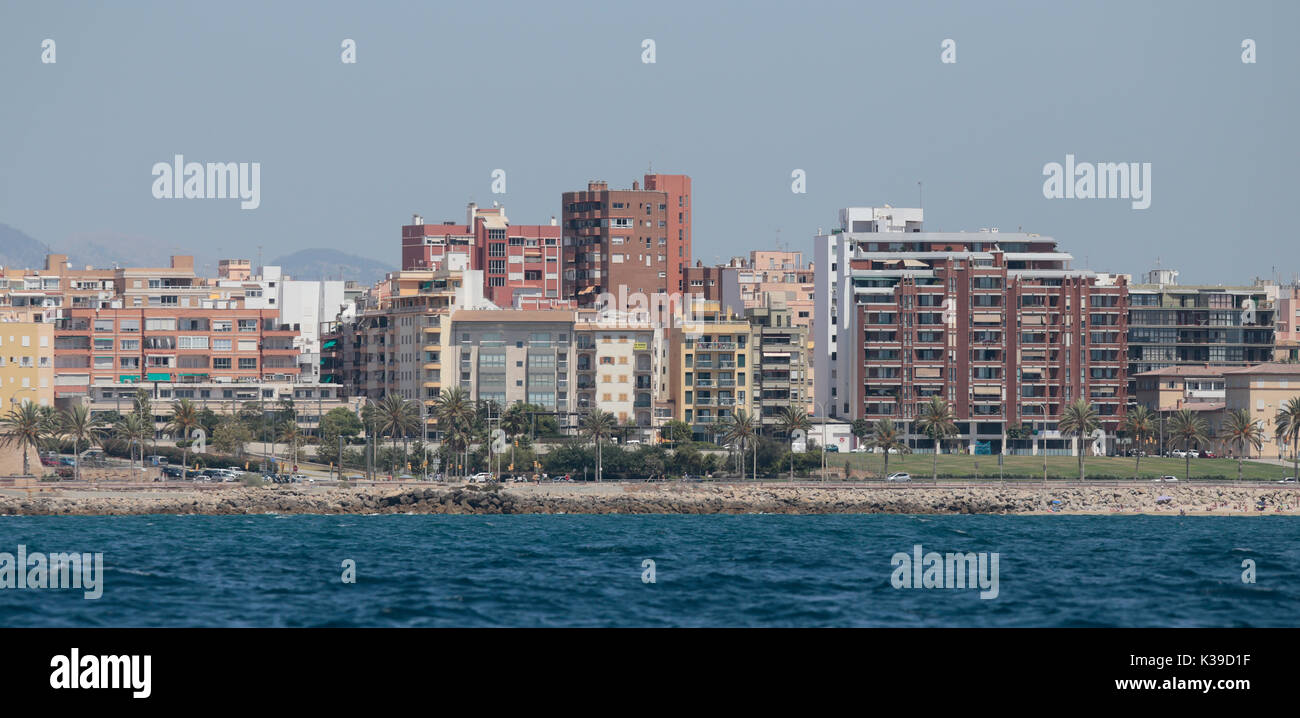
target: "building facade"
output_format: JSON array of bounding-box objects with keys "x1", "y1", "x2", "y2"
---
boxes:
[
  {"x1": 562, "y1": 174, "x2": 692, "y2": 305},
  {"x1": 400, "y1": 203, "x2": 563, "y2": 308},
  {"x1": 0, "y1": 321, "x2": 55, "y2": 411},
  {"x1": 815, "y1": 207, "x2": 1128, "y2": 454},
  {"x1": 1127, "y1": 273, "x2": 1275, "y2": 396},
  {"x1": 448, "y1": 309, "x2": 579, "y2": 431},
  {"x1": 51, "y1": 307, "x2": 300, "y2": 402}
]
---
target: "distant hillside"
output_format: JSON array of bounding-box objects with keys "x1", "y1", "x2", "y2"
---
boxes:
[
  {"x1": 271, "y1": 248, "x2": 394, "y2": 284},
  {"x1": 0, "y1": 223, "x2": 54, "y2": 269},
  {"x1": 1, "y1": 223, "x2": 391, "y2": 283}
]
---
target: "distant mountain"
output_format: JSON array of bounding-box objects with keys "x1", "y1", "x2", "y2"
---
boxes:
[
  {"x1": 1, "y1": 223, "x2": 391, "y2": 283},
  {"x1": 270, "y1": 248, "x2": 394, "y2": 285},
  {"x1": 60, "y1": 231, "x2": 216, "y2": 273},
  {"x1": 0, "y1": 223, "x2": 54, "y2": 269}
]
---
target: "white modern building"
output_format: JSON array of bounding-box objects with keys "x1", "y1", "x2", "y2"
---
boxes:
[{"x1": 814, "y1": 206, "x2": 925, "y2": 420}]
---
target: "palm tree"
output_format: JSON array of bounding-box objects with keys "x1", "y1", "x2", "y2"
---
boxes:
[
  {"x1": 0, "y1": 401, "x2": 47, "y2": 476},
  {"x1": 132, "y1": 388, "x2": 155, "y2": 456},
  {"x1": 1167, "y1": 408, "x2": 1209, "y2": 481},
  {"x1": 775, "y1": 405, "x2": 811, "y2": 479},
  {"x1": 112, "y1": 412, "x2": 151, "y2": 467},
  {"x1": 579, "y1": 409, "x2": 618, "y2": 482},
  {"x1": 59, "y1": 404, "x2": 104, "y2": 482},
  {"x1": 375, "y1": 394, "x2": 420, "y2": 474},
  {"x1": 165, "y1": 399, "x2": 202, "y2": 472},
  {"x1": 1275, "y1": 397, "x2": 1300, "y2": 482},
  {"x1": 501, "y1": 403, "x2": 530, "y2": 473},
  {"x1": 916, "y1": 397, "x2": 958, "y2": 481},
  {"x1": 276, "y1": 419, "x2": 305, "y2": 471},
  {"x1": 434, "y1": 388, "x2": 476, "y2": 480},
  {"x1": 871, "y1": 418, "x2": 907, "y2": 476},
  {"x1": 1120, "y1": 405, "x2": 1157, "y2": 475},
  {"x1": 1221, "y1": 409, "x2": 1264, "y2": 483},
  {"x1": 1057, "y1": 399, "x2": 1100, "y2": 481},
  {"x1": 722, "y1": 409, "x2": 759, "y2": 480}
]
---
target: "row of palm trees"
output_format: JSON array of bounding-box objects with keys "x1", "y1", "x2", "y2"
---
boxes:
[
  {"x1": 1121, "y1": 398, "x2": 1300, "y2": 481},
  {"x1": 0, "y1": 389, "x2": 207, "y2": 478},
  {"x1": 851, "y1": 396, "x2": 1300, "y2": 482}
]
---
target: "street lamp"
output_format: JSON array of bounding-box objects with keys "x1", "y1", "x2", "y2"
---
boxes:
[{"x1": 812, "y1": 400, "x2": 831, "y2": 481}]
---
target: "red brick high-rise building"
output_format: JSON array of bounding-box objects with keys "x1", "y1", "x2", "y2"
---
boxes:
[
  {"x1": 562, "y1": 173, "x2": 692, "y2": 305},
  {"x1": 401, "y1": 203, "x2": 563, "y2": 308}
]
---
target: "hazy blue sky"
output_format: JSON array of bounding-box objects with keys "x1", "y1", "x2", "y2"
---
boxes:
[{"x1": 1, "y1": 0, "x2": 1295, "y2": 283}]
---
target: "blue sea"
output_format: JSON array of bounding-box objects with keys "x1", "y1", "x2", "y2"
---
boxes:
[{"x1": 0, "y1": 515, "x2": 1295, "y2": 627}]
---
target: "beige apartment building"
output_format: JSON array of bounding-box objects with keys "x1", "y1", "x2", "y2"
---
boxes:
[
  {"x1": 449, "y1": 309, "x2": 579, "y2": 431},
  {"x1": 574, "y1": 311, "x2": 665, "y2": 436},
  {"x1": 745, "y1": 294, "x2": 813, "y2": 429},
  {"x1": 0, "y1": 321, "x2": 55, "y2": 412},
  {"x1": 1223, "y1": 363, "x2": 1300, "y2": 460},
  {"x1": 343, "y1": 269, "x2": 468, "y2": 413},
  {"x1": 667, "y1": 300, "x2": 756, "y2": 441}
]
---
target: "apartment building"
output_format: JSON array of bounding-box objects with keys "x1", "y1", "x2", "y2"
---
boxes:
[
  {"x1": 666, "y1": 300, "x2": 756, "y2": 441},
  {"x1": 51, "y1": 307, "x2": 299, "y2": 401},
  {"x1": 400, "y1": 203, "x2": 564, "y2": 308},
  {"x1": 815, "y1": 207, "x2": 1128, "y2": 454},
  {"x1": 1133, "y1": 365, "x2": 1226, "y2": 413},
  {"x1": 562, "y1": 174, "x2": 692, "y2": 305},
  {"x1": 0, "y1": 254, "x2": 119, "y2": 321},
  {"x1": 0, "y1": 321, "x2": 54, "y2": 411},
  {"x1": 1223, "y1": 363, "x2": 1300, "y2": 460},
  {"x1": 1273, "y1": 283, "x2": 1300, "y2": 362},
  {"x1": 342, "y1": 269, "x2": 472, "y2": 406},
  {"x1": 683, "y1": 251, "x2": 815, "y2": 327},
  {"x1": 449, "y1": 309, "x2": 578, "y2": 430},
  {"x1": 217, "y1": 259, "x2": 252, "y2": 281},
  {"x1": 738, "y1": 252, "x2": 814, "y2": 328},
  {"x1": 573, "y1": 311, "x2": 665, "y2": 434},
  {"x1": 81, "y1": 378, "x2": 357, "y2": 442},
  {"x1": 1127, "y1": 271, "x2": 1275, "y2": 396},
  {"x1": 745, "y1": 294, "x2": 813, "y2": 427}
]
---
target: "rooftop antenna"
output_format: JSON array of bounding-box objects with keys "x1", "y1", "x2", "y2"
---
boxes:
[{"x1": 917, "y1": 181, "x2": 923, "y2": 211}]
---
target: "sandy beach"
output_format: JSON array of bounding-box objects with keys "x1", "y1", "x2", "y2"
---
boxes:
[{"x1": 0, "y1": 481, "x2": 1296, "y2": 516}]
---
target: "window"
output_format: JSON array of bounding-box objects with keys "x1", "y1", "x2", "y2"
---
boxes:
[
  {"x1": 144, "y1": 318, "x2": 176, "y2": 331},
  {"x1": 213, "y1": 357, "x2": 232, "y2": 369},
  {"x1": 178, "y1": 336, "x2": 209, "y2": 350},
  {"x1": 238, "y1": 357, "x2": 257, "y2": 370}
]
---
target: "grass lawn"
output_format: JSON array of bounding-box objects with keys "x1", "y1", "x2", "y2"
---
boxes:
[{"x1": 835, "y1": 452, "x2": 1293, "y2": 481}]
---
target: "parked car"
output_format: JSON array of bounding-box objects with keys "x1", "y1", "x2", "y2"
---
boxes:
[
  {"x1": 1198, "y1": 450, "x2": 1218, "y2": 458},
  {"x1": 1278, "y1": 477, "x2": 1297, "y2": 484},
  {"x1": 469, "y1": 472, "x2": 495, "y2": 483},
  {"x1": 825, "y1": 445, "x2": 840, "y2": 453},
  {"x1": 886, "y1": 472, "x2": 911, "y2": 482},
  {"x1": 1153, "y1": 475, "x2": 1179, "y2": 483},
  {"x1": 1170, "y1": 449, "x2": 1189, "y2": 458},
  {"x1": 146, "y1": 455, "x2": 169, "y2": 466},
  {"x1": 849, "y1": 447, "x2": 868, "y2": 453}
]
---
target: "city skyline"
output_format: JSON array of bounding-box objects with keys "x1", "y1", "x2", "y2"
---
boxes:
[{"x1": 2, "y1": 1, "x2": 1295, "y2": 285}]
